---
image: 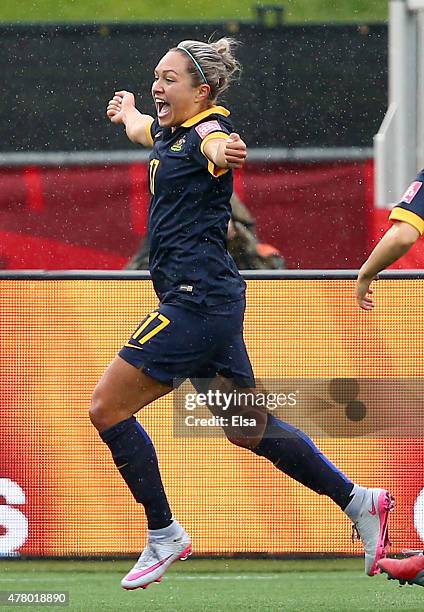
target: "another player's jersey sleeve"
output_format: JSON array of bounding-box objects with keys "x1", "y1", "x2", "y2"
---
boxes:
[
  {"x1": 190, "y1": 116, "x2": 232, "y2": 177},
  {"x1": 389, "y1": 170, "x2": 424, "y2": 235}
]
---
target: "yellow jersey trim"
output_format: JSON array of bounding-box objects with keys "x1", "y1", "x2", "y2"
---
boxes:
[
  {"x1": 389, "y1": 207, "x2": 424, "y2": 236},
  {"x1": 207, "y1": 161, "x2": 229, "y2": 178},
  {"x1": 200, "y1": 131, "x2": 229, "y2": 154},
  {"x1": 181, "y1": 106, "x2": 230, "y2": 128},
  {"x1": 200, "y1": 132, "x2": 230, "y2": 177},
  {"x1": 145, "y1": 119, "x2": 154, "y2": 147}
]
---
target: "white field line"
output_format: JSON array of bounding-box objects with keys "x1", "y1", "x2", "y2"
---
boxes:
[{"x1": 0, "y1": 574, "x2": 281, "y2": 582}]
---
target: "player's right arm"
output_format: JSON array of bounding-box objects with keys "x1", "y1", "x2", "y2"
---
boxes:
[{"x1": 106, "y1": 90, "x2": 154, "y2": 147}]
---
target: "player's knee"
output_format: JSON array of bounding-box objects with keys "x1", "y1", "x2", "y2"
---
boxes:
[
  {"x1": 89, "y1": 388, "x2": 116, "y2": 432},
  {"x1": 225, "y1": 430, "x2": 261, "y2": 450},
  {"x1": 89, "y1": 396, "x2": 106, "y2": 431}
]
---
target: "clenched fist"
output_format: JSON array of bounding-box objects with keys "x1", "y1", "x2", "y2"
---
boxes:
[
  {"x1": 106, "y1": 90, "x2": 136, "y2": 124},
  {"x1": 224, "y1": 133, "x2": 247, "y2": 169}
]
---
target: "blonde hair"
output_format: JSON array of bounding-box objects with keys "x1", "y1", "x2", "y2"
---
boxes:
[{"x1": 173, "y1": 38, "x2": 241, "y2": 100}]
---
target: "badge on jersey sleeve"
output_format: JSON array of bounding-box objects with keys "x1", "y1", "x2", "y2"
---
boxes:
[
  {"x1": 195, "y1": 120, "x2": 221, "y2": 139},
  {"x1": 401, "y1": 181, "x2": 423, "y2": 204}
]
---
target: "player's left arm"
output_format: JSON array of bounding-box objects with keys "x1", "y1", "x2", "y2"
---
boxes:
[
  {"x1": 203, "y1": 132, "x2": 247, "y2": 169},
  {"x1": 356, "y1": 221, "x2": 420, "y2": 310}
]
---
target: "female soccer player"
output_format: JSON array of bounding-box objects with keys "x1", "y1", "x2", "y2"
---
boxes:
[
  {"x1": 356, "y1": 172, "x2": 423, "y2": 310},
  {"x1": 356, "y1": 171, "x2": 424, "y2": 586},
  {"x1": 92, "y1": 38, "x2": 394, "y2": 590}
]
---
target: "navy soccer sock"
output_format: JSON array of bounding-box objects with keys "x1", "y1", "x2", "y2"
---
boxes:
[
  {"x1": 100, "y1": 416, "x2": 172, "y2": 530},
  {"x1": 252, "y1": 414, "x2": 354, "y2": 509}
]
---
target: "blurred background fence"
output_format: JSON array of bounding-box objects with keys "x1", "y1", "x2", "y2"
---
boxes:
[
  {"x1": 0, "y1": 22, "x2": 387, "y2": 151},
  {"x1": 1, "y1": 10, "x2": 424, "y2": 270},
  {"x1": 0, "y1": 21, "x2": 389, "y2": 270}
]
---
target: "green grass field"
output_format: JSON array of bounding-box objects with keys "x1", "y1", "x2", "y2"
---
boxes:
[
  {"x1": 0, "y1": 0, "x2": 388, "y2": 24},
  {"x1": 1, "y1": 558, "x2": 423, "y2": 611}
]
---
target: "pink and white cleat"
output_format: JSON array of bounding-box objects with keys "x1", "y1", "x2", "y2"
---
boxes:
[
  {"x1": 349, "y1": 488, "x2": 395, "y2": 576},
  {"x1": 121, "y1": 521, "x2": 192, "y2": 590}
]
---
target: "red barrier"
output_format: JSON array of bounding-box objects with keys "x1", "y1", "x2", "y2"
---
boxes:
[
  {"x1": 243, "y1": 160, "x2": 374, "y2": 269},
  {"x1": 0, "y1": 161, "x2": 374, "y2": 269},
  {"x1": 0, "y1": 165, "x2": 146, "y2": 269}
]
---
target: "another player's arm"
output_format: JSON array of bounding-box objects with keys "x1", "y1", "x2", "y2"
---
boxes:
[
  {"x1": 106, "y1": 90, "x2": 154, "y2": 147},
  {"x1": 356, "y1": 221, "x2": 420, "y2": 310},
  {"x1": 202, "y1": 132, "x2": 247, "y2": 169}
]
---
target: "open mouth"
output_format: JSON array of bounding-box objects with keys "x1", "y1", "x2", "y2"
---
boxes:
[{"x1": 155, "y1": 99, "x2": 170, "y2": 119}]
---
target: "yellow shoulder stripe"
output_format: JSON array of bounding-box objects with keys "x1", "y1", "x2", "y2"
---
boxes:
[
  {"x1": 200, "y1": 132, "x2": 230, "y2": 178},
  {"x1": 389, "y1": 207, "x2": 424, "y2": 235}
]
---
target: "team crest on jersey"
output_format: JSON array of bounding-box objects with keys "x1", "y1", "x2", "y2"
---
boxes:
[
  {"x1": 170, "y1": 136, "x2": 187, "y2": 152},
  {"x1": 401, "y1": 181, "x2": 423, "y2": 204}
]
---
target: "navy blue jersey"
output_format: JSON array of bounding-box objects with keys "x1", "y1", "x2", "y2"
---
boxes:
[
  {"x1": 389, "y1": 169, "x2": 424, "y2": 235},
  {"x1": 145, "y1": 105, "x2": 245, "y2": 310}
]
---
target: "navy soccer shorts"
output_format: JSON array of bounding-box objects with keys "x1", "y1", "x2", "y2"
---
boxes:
[{"x1": 118, "y1": 299, "x2": 255, "y2": 388}]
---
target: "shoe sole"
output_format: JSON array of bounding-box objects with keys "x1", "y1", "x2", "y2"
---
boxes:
[
  {"x1": 368, "y1": 491, "x2": 395, "y2": 576},
  {"x1": 381, "y1": 567, "x2": 424, "y2": 587},
  {"x1": 122, "y1": 543, "x2": 192, "y2": 590}
]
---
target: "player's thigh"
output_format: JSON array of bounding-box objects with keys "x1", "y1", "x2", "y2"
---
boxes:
[{"x1": 90, "y1": 355, "x2": 172, "y2": 431}]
